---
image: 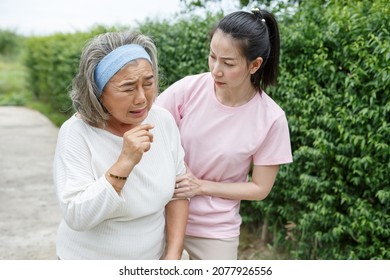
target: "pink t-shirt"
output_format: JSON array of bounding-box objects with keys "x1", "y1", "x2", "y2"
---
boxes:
[{"x1": 156, "y1": 72, "x2": 292, "y2": 238}]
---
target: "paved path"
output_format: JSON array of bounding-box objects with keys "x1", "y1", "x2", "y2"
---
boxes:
[
  {"x1": 0, "y1": 106, "x2": 61, "y2": 259},
  {"x1": 0, "y1": 106, "x2": 192, "y2": 260}
]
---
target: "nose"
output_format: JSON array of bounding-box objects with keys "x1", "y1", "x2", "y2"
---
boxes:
[
  {"x1": 211, "y1": 61, "x2": 223, "y2": 77},
  {"x1": 134, "y1": 87, "x2": 147, "y2": 105}
]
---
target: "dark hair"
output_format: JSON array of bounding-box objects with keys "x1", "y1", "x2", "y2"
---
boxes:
[{"x1": 211, "y1": 9, "x2": 280, "y2": 91}]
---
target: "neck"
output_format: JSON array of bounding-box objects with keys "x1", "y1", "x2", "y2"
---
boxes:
[
  {"x1": 215, "y1": 84, "x2": 258, "y2": 107},
  {"x1": 105, "y1": 119, "x2": 135, "y2": 137}
]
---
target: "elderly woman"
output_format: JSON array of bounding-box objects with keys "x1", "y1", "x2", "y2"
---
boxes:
[{"x1": 53, "y1": 31, "x2": 188, "y2": 260}]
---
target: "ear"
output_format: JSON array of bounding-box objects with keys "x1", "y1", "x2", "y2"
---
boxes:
[{"x1": 249, "y1": 57, "x2": 263, "y2": 74}]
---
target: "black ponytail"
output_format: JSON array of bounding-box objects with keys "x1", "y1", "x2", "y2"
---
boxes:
[
  {"x1": 258, "y1": 9, "x2": 280, "y2": 90},
  {"x1": 211, "y1": 9, "x2": 280, "y2": 91}
]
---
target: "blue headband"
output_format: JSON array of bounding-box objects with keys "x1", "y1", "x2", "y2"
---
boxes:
[{"x1": 94, "y1": 44, "x2": 152, "y2": 97}]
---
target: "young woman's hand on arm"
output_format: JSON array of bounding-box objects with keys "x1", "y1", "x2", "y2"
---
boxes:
[{"x1": 174, "y1": 165, "x2": 279, "y2": 201}]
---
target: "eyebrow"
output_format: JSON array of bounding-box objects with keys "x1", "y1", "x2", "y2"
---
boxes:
[
  {"x1": 209, "y1": 49, "x2": 236, "y2": 61},
  {"x1": 117, "y1": 74, "x2": 154, "y2": 87},
  {"x1": 221, "y1": 56, "x2": 236, "y2": 61}
]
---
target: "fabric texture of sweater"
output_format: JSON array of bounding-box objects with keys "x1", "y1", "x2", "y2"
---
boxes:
[{"x1": 53, "y1": 105, "x2": 185, "y2": 259}]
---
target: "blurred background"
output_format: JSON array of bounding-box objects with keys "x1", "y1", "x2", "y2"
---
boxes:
[{"x1": 0, "y1": 0, "x2": 389, "y2": 260}]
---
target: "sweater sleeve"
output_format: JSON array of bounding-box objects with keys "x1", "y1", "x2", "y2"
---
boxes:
[
  {"x1": 170, "y1": 112, "x2": 186, "y2": 177},
  {"x1": 53, "y1": 118, "x2": 124, "y2": 231}
]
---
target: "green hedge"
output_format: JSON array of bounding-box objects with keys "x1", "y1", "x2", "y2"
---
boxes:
[
  {"x1": 139, "y1": 13, "x2": 221, "y2": 90},
  {"x1": 22, "y1": 0, "x2": 389, "y2": 259},
  {"x1": 0, "y1": 29, "x2": 22, "y2": 57},
  {"x1": 241, "y1": 0, "x2": 389, "y2": 259},
  {"x1": 22, "y1": 16, "x2": 220, "y2": 115},
  {"x1": 23, "y1": 26, "x2": 116, "y2": 116}
]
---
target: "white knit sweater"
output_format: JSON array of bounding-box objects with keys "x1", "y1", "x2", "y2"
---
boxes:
[{"x1": 53, "y1": 105, "x2": 185, "y2": 259}]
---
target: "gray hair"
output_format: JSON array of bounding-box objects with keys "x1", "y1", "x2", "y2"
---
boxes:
[{"x1": 70, "y1": 31, "x2": 159, "y2": 128}]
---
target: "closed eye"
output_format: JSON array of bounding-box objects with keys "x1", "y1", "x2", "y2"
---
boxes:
[
  {"x1": 209, "y1": 53, "x2": 216, "y2": 60},
  {"x1": 123, "y1": 87, "x2": 135, "y2": 92}
]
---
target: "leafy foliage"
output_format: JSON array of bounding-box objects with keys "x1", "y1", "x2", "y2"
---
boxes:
[
  {"x1": 0, "y1": 29, "x2": 28, "y2": 105},
  {"x1": 0, "y1": 29, "x2": 23, "y2": 57},
  {"x1": 20, "y1": 0, "x2": 389, "y2": 260},
  {"x1": 180, "y1": 0, "x2": 302, "y2": 10},
  {"x1": 23, "y1": 26, "x2": 117, "y2": 116},
  {"x1": 139, "y1": 13, "x2": 221, "y2": 91},
  {"x1": 242, "y1": 0, "x2": 390, "y2": 259}
]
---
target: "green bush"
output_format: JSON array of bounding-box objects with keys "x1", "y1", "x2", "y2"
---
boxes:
[
  {"x1": 0, "y1": 60, "x2": 29, "y2": 105},
  {"x1": 23, "y1": 26, "x2": 117, "y2": 117},
  {"x1": 22, "y1": 0, "x2": 389, "y2": 259},
  {"x1": 242, "y1": 0, "x2": 390, "y2": 259},
  {"x1": 0, "y1": 29, "x2": 22, "y2": 57},
  {"x1": 139, "y1": 13, "x2": 221, "y2": 91},
  {"x1": 21, "y1": 15, "x2": 220, "y2": 115},
  {"x1": 0, "y1": 29, "x2": 28, "y2": 105}
]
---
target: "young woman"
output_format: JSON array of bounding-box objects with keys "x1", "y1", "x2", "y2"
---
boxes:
[{"x1": 156, "y1": 9, "x2": 293, "y2": 260}]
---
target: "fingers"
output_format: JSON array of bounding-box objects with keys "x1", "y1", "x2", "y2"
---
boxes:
[
  {"x1": 143, "y1": 142, "x2": 152, "y2": 152},
  {"x1": 174, "y1": 175, "x2": 200, "y2": 199},
  {"x1": 176, "y1": 176, "x2": 199, "y2": 187},
  {"x1": 135, "y1": 134, "x2": 153, "y2": 152},
  {"x1": 121, "y1": 124, "x2": 155, "y2": 165},
  {"x1": 174, "y1": 186, "x2": 194, "y2": 198},
  {"x1": 130, "y1": 124, "x2": 154, "y2": 143},
  {"x1": 176, "y1": 171, "x2": 196, "y2": 183},
  {"x1": 124, "y1": 124, "x2": 154, "y2": 147},
  {"x1": 174, "y1": 186, "x2": 190, "y2": 195},
  {"x1": 176, "y1": 175, "x2": 187, "y2": 184},
  {"x1": 139, "y1": 123, "x2": 155, "y2": 131}
]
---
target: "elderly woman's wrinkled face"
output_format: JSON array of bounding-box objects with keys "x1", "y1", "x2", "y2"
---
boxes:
[{"x1": 101, "y1": 59, "x2": 155, "y2": 130}]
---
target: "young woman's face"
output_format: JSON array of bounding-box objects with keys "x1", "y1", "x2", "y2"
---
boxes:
[
  {"x1": 101, "y1": 59, "x2": 155, "y2": 129},
  {"x1": 208, "y1": 29, "x2": 252, "y2": 90}
]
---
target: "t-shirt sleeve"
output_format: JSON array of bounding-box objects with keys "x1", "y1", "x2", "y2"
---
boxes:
[
  {"x1": 155, "y1": 78, "x2": 187, "y2": 125},
  {"x1": 253, "y1": 113, "x2": 293, "y2": 165}
]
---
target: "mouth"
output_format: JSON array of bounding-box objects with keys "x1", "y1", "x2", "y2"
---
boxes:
[
  {"x1": 214, "y1": 80, "x2": 225, "y2": 87},
  {"x1": 129, "y1": 107, "x2": 147, "y2": 117}
]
